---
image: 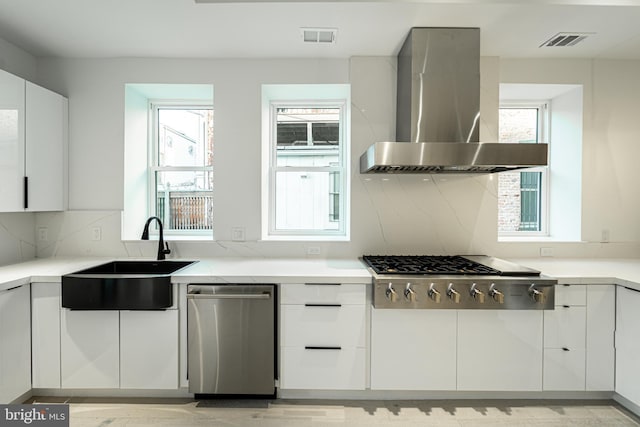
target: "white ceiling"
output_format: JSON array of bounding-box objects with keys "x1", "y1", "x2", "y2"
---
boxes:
[{"x1": 1, "y1": 0, "x2": 640, "y2": 60}]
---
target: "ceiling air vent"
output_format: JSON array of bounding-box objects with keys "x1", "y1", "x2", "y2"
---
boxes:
[
  {"x1": 300, "y1": 28, "x2": 337, "y2": 44},
  {"x1": 540, "y1": 32, "x2": 592, "y2": 48}
]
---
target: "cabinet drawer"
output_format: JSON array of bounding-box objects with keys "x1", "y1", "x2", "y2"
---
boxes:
[
  {"x1": 280, "y1": 347, "x2": 365, "y2": 390},
  {"x1": 555, "y1": 285, "x2": 586, "y2": 306},
  {"x1": 544, "y1": 306, "x2": 586, "y2": 349},
  {"x1": 280, "y1": 283, "x2": 366, "y2": 305},
  {"x1": 543, "y1": 348, "x2": 586, "y2": 391},
  {"x1": 281, "y1": 304, "x2": 365, "y2": 348}
]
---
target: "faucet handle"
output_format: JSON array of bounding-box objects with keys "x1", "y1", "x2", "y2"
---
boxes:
[{"x1": 163, "y1": 242, "x2": 171, "y2": 255}]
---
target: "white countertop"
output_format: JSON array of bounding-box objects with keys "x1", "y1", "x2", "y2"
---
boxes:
[
  {"x1": 0, "y1": 257, "x2": 371, "y2": 291},
  {"x1": 2, "y1": 256, "x2": 640, "y2": 292},
  {"x1": 511, "y1": 258, "x2": 640, "y2": 290}
]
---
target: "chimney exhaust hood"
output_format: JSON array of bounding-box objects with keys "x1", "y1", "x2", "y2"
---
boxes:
[{"x1": 360, "y1": 27, "x2": 549, "y2": 174}]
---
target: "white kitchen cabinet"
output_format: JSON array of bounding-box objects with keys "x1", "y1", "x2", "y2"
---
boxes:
[
  {"x1": 24, "y1": 82, "x2": 68, "y2": 211},
  {"x1": 586, "y1": 285, "x2": 615, "y2": 391},
  {"x1": 32, "y1": 282, "x2": 61, "y2": 389},
  {"x1": 543, "y1": 303, "x2": 586, "y2": 391},
  {"x1": 0, "y1": 284, "x2": 31, "y2": 403},
  {"x1": 0, "y1": 69, "x2": 67, "y2": 212},
  {"x1": 120, "y1": 310, "x2": 179, "y2": 389},
  {"x1": 61, "y1": 309, "x2": 120, "y2": 389},
  {"x1": 616, "y1": 286, "x2": 640, "y2": 406},
  {"x1": 281, "y1": 347, "x2": 366, "y2": 390},
  {"x1": 0, "y1": 69, "x2": 25, "y2": 212},
  {"x1": 371, "y1": 309, "x2": 456, "y2": 391},
  {"x1": 279, "y1": 283, "x2": 367, "y2": 390},
  {"x1": 542, "y1": 284, "x2": 615, "y2": 392},
  {"x1": 281, "y1": 304, "x2": 365, "y2": 348},
  {"x1": 457, "y1": 311, "x2": 543, "y2": 391}
]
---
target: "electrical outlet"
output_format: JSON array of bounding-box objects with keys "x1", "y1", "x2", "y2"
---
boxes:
[
  {"x1": 38, "y1": 227, "x2": 48, "y2": 242},
  {"x1": 601, "y1": 229, "x2": 610, "y2": 243},
  {"x1": 92, "y1": 226, "x2": 102, "y2": 241},
  {"x1": 231, "y1": 227, "x2": 245, "y2": 242},
  {"x1": 307, "y1": 246, "x2": 321, "y2": 255},
  {"x1": 540, "y1": 247, "x2": 554, "y2": 257}
]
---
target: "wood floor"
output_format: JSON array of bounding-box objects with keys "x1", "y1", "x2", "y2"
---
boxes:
[{"x1": 28, "y1": 397, "x2": 640, "y2": 426}]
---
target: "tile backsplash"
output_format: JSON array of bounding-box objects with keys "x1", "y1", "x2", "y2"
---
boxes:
[{"x1": 0, "y1": 213, "x2": 36, "y2": 266}]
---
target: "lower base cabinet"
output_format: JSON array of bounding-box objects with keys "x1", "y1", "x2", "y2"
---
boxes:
[
  {"x1": 281, "y1": 347, "x2": 365, "y2": 390},
  {"x1": 616, "y1": 286, "x2": 640, "y2": 406},
  {"x1": 457, "y1": 311, "x2": 543, "y2": 391},
  {"x1": 61, "y1": 309, "x2": 119, "y2": 388},
  {"x1": 33, "y1": 283, "x2": 180, "y2": 390},
  {"x1": 0, "y1": 284, "x2": 31, "y2": 403},
  {"x1": 120, "y1": 310, "x2": 178, "y2": 389},
  {"x1": 371, "y1": 309, "x2": 456, "y2": 391}
]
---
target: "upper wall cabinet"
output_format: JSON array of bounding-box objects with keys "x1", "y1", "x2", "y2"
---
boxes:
[{"x1": 0, "y1": 69, "x2": 68, "y2": 212}]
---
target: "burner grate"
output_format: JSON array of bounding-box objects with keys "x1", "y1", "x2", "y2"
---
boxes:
[{"x1": 362, "y1": 255, "x2": 502, "y2": 276}]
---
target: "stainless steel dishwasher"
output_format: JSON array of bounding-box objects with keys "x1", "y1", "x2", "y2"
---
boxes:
[{"x1": 187, "y1": 284, "x2": 276, "y2": 396}]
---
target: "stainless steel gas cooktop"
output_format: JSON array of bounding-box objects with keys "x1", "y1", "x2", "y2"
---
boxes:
[{"x1": 362, "y1": 255, "x2": 557, "y2": 310}]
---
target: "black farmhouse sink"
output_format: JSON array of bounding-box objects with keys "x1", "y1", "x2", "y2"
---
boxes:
[{"x1": 62, "y1": 260, "x2": 196, "y2": 310}]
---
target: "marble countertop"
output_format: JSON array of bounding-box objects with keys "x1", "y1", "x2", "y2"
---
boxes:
[
  {"x1": 510, "y1": 258, "x2": 640, "y2": 290},
  {"x1": 2, "y1": 256, "x2": 640, "y2": 292},
  {"x1": 0, "y1": 257, "x2": 371, "y2": 291}
]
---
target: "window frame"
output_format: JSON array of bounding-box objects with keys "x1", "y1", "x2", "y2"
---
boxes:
[
  {"x1": 498, "y1": 101, "x2": 550, "y2": 238},
  {"x1": 266, "y1": 99, "x2": 349, "y2": 239},
  {"x1": 147, "y1": 100, "x2": 214, "y2": 237}
]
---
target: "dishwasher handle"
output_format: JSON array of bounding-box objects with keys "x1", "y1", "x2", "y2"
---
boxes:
[{"x1": 187, "y1": 292, "x2": 271, "y2": 300}]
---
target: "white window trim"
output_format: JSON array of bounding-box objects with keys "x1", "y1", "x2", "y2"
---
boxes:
[
  {"x1": 498, "y1": 101, "x2": 551, "y2": 238},
  {"x1": 265, "y1": 99, "x2": 350, "y2": 240},
  {"x1": 148, "y1": 100, "x2": 213, "y2": 237}
]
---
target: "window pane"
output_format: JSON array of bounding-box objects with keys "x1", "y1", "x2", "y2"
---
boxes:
[
  {"x1": 155, "y1": 170, "x2": 213, "y2": 230},
  {"x1": 519, "y1": 171, "x2": 541, "y2": 231},
  {"x1": 498, "y1": 106, "x2": 543, "y2": 233},
  {"x1": 274, "y1": 170, "x2": 341, "y2": 232},
  {"x1": 499, "y1": 108, "x2": 538, "y2": 144},
  {"x1": 158, "y1": 109, "x2": 213, "y2": 167},
  {"x1": 275, "y1": 107, "x2": 340, "y2": 167}
]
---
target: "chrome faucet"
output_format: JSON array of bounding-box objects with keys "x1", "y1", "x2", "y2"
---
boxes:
[{"x1": 141, "y1": 216, "x2": 171, "y2": 260}]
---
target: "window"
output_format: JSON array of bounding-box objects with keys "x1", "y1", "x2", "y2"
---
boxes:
[
  {"x1": 498, "y1": 103, "x2": 549, "y2": 236},
  {"x1": 149, "y1": 103, "x2": 213, "y2": 234},
  {"x1": 262, "y1": 85, "x2": 350, "y2": 240}
]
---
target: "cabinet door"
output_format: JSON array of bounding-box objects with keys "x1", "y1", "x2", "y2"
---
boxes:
[
  {"x1": 371, "y1": 309, "x2": 457, "y2": 390},
  {"x1": 61, "y1": 309, "x2": 119, "y2": 388},
  {"x1": 543, "y1": 306, "x2": 586, "y2": 350},
  {"x1": 0, "y1": 70, "x2": 26, "y2": 212},
  {"x1": 32, "y1": 283, "x2": 61, "y2": 388},
  {"x1": 25, "y1": 82, "x2": 67, "y2": 211},
  {"x1": 586, "y1": 285, "x2": 615, "y2": 391},
  {"x1": 616, "y1": 286, "x2": 640, "y2": 406},
  {"x1": 457, "y1": 311, "x2": 543, "y2": 391},
  {"x1": 280, "y1": 347, "x2": 365, "y2": 390},
  {"x1": 120, "y1": 310, "x2": 179, "y2": 389},
  {"x1": 543, "y1": 348, "x2": 586, "y2": 391},
  {"x1": 0, "y1": 284, "x2": 31, "y2": 403}
]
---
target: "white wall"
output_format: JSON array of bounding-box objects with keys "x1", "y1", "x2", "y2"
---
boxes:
[{"x1": 33, "y1": 56, "x2": 640, "y2": 260}]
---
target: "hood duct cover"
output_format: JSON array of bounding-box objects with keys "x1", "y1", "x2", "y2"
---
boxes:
[{"x1": 360, "y1": 27, "x2": 549, "y2": 174}]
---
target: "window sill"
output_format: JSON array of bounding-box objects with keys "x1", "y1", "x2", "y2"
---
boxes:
[
  {"x1": 261, "y1": 235, "x2": 350, "y2": 242},
  {"x1": 123, "y1": 234, "x2": 213, "y2": 242},
  {"x1": 499, "y1": 235, "x2": 581, "y2": 243}
]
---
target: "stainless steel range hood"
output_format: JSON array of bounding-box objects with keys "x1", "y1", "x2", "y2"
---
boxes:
[{"x1": 360, "y1": 27, "x2": 549, "y2": 174}]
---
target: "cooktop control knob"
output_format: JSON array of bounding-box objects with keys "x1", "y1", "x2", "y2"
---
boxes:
[
  {"x1": 447, "y1": 283, "x2": 461, "y2": 304},
  {"x1": 470, "y1": 283, "x2": 485, "y2": 304},
  {"x1": 489, "y1": 283, "x2": 505, "y2": 304},
  {"x1": 386, "y1": 283, "x2": 398, "y2": 302},
  {"x1": 404, "y1": 283, "x2": 416, "y2": 302},
  {"x1": 428, "y1": 283, "x2": 441, "y2": 303},
  {"x1": 529, "y1": 284, "x2": 546, "y2": 304}
]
